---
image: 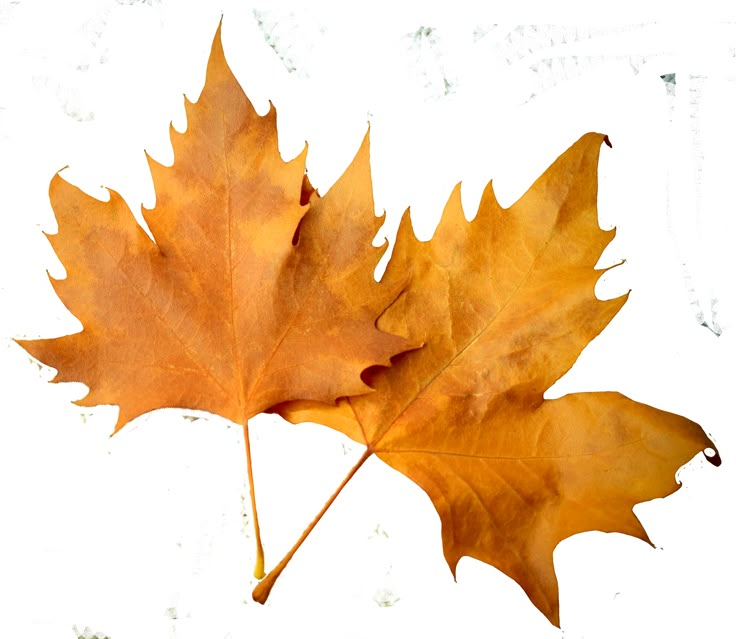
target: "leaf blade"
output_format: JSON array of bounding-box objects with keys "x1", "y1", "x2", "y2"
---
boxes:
[
  {"x1": 275, "y1": 133, "x2": 717, "y2": 624},
  {"x1": 18, "y1": 21, "x2": 413, "y2": 433}
]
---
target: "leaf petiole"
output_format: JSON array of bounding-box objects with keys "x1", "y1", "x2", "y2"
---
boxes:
[
  {"x1": 243, "y1": 420, "x2": 265, "y2": 580},
  {"x1": 252, "y1": 447, "x2": 372, "y2": 603}
]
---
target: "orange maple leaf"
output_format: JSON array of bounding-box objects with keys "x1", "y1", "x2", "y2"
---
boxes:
[
  {"x1": 267, "y1": 133, "x2": 719, "y2": 625},
  {"x1": 18, "y1": 23, "x2": 410, "y2": 430},
  {"x1": 16, "y1": 23, "x2": 413, "y2": 577}
]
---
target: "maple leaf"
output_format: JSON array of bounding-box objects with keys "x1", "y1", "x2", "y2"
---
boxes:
[
  {"x1": 18, "y1": 22, "x2": 410, "y2": 429},
  {"x1": 16, "y1": 22, "x2": 413, "y2": 575},
  {"x1": 265, "y1": 133, "x2": 719, "y2": 625}
]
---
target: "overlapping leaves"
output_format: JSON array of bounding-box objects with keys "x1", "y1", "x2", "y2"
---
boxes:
[{"x1": 18, "y1": 21, "x2": 718, "y2": 627}]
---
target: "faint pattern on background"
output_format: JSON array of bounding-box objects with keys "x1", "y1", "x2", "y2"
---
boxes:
[{"x1": 73, "y1": 625, "x2": 112, "y2": 639}]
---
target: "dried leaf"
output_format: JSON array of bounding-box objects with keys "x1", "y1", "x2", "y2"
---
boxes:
[
  {"x1": 17, "y1": 24, "x2": 412, "y2": 432},
  {"x1": 274, "y1": 133, "x2": 719, "y2": 625}
]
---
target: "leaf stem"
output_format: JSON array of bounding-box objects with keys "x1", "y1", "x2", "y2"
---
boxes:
[
  {"x1": 243, "y1": 420, "x2": 265, "y2": 579},
  {"x1": 252, "y1": 447, "x2": 372, "y2": 604}
]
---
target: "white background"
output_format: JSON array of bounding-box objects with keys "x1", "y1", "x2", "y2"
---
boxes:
[{"x1": 0, "y1": 2, "x2": 734, "y2": 638}]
